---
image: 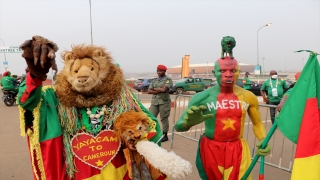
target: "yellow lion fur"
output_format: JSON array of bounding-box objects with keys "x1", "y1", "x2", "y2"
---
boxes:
[
  {"x1": 54, "y1": 44, "x2": 124, "y2": 107},
  {"x1": 114, "y1": 111, "x2": 163, "y2": 180},
  {"x1": 114, "y1": 111, "x2": 150, "y2": 146}
]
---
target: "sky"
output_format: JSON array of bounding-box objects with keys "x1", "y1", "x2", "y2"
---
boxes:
[{"x1": 0, "y1": 0, "x2": 319, "y2": 76}]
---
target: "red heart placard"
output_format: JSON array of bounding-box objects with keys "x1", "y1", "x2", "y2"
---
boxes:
[{"x1": 71, "y1": 130, "x2": 121, "y2": 170}]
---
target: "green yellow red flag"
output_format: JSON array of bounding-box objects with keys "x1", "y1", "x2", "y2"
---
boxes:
[{"x1": 276, "y1": 51, "x2": 320, "y2": 180}]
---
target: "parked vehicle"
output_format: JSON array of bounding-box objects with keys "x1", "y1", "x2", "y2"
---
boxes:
[
  {"x1": 1, "y1": 89, "x2": 18, "y2": 106},
  {"x1": 236, "y1": 79, "x2": 262, "y2": 96},
  {"x1": 133, "y1": 78, "x2": 153, "y2": 92},
  {"x1": 205, "y1": 80, "x2": 218, "y2": 89},
  {"x1": 169, "y1": 78, "x2": 205, "y2": 94},
  {"x1": 203, "y1": 78, "x2": 213, "y2": 89}
]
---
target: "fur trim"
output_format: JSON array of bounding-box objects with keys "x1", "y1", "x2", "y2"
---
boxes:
[
  {"x1": 32, "y1": 35, "x2": 59, "y2": 52},
  {"x1": 54, "y1": 45, "x2": 124, "y2": 108},
  {"x1": 136, "y1": 141, "x2": 192, "y2": 179}
]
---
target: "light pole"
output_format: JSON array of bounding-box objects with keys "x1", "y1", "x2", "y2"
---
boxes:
[
  {"x1": 262, "y1": 57, "x2": 265, "y2": 73},
  {"x1": 206, "y1": 62, "x2": 209, "y2": 78},
  {"x1": 257, "y1": 23, "x2": 271, "y2": 83},
  {"x1": 0, "y1": 39, "x2": 7, "y2": 71},
  {"x1": 89, "y1": 0, "x2": 93, "y2": 45}
]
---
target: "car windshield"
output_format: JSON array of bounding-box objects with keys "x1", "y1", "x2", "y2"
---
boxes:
[
  {"x1": 134, "y1": 79, "x2": 143, "y2": 84},
  {"x1": 175, "y1": 78, "x2": 188, "y2": 83}
]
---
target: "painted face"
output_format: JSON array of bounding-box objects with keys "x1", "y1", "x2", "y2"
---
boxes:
[{"x1": 213, "y1": 57, "x2": 240, "y2": 88}]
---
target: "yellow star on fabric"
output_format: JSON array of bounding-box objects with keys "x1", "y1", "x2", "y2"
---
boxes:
[
  {"x1": 221, "y1": 118, "x2": 236, "y2": 130},
  {"x1": 218, "y1": 166, "x2": 233, "y2": 179},
  {"x1": 95, "y1": 159, "x2": 104, "y2": 167}
]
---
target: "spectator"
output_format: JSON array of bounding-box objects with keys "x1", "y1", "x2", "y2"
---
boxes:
[
  {"x1": 276, "y1": 71, "x2": 301, "y2": 112},
  {"x1": 260, "y1": 70, "x2": 289, "y2": 124},
  {"x1": 175, "y1": 57, "x2": 270, "y2": 179},
  {"x1": 243, "y1": 72, "x2": 251, "y2": 90},
  {"x1": 147, "y1": 64, "x2": 173, "y2": 142},
  {"x1": 0, "y1": 71, "x2": 19, "y2": 92}
]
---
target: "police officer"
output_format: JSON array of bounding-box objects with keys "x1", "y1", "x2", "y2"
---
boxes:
[{"x1": 148, "y1": 64, "x2": 173, "y2": 142}]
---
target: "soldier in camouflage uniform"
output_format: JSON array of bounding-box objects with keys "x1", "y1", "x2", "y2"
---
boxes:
[{"x1": 148, "y1": 64, "x2": 173, "y2": 142}]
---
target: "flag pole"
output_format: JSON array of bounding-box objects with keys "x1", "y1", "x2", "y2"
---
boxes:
[
  {"x1": 241, "y1": 121, "x2": 278, "y2": 180},
  {"x1": 259, "y1": 156, "x2": 265, "y2": 180}
]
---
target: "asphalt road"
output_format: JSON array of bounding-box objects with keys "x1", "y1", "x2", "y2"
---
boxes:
[{"x1": 0, "y1": 91, "x2": 293, "y2": 180}]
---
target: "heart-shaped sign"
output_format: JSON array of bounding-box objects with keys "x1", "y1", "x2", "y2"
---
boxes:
[{"x1": 71, "y1": 130, "x2": 121, "y2": 170}]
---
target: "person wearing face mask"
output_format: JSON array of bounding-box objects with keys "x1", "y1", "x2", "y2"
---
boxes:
[
  {"x1": 243, "y1": 72, "x2": 251, "y2": 90},
  {"x1": 260, "y1": 70, "x2": 289, "y2": 124},
  {"x1": 148, "y1": 64, "x2": 173, "y2": 142}
]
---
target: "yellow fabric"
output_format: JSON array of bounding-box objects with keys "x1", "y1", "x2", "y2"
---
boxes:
[
  {"x1": 291, "y1": 154, "x2": 320, "y2": 180},
  {"x1": 18, "y1": 106, "x2": 26, "y2": 137},
  {"x1": 239, "y1": 139, "x2": 252, "y2": 180},
  {"x1": 85, "y1": 163, "x2": 127, "y2": 180}
]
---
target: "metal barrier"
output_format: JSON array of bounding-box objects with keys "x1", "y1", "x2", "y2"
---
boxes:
[{"x1": 170, "y1": 94, "x2": 296, "y2": 172}]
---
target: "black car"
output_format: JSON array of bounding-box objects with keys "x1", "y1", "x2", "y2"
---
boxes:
[
  {"x1": 133, "y1": 78, "x2": 153, "y2": 92},
  {"x1": 236, "y1": 79, "x2": 262, "y2": 96},
  {"x1": 204, "y1": 80, "x2": 218, "y2": 89}
]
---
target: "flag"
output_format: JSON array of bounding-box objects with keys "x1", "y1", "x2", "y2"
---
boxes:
[{"x1": 276, "y1": 51, "x2": 320, "y2": 180}]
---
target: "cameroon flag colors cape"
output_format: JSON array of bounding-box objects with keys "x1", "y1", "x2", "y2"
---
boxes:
[
  {"x1": 18, "y1": 84, "x2": 166, "y2": 180},
  {"x1": 276, "y1": 51, "x2": 320, "y2": 180}
]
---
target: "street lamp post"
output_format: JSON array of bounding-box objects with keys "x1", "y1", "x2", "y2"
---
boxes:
[
  {"x1": 206, "y1": 62, "x2": 209, "y2": 78},
  {"x1": 89, "y1": 0, "x2": 93, "y2": 45},
  {"x1": 262, "y1": 57, "x2": 265, "y2": 73},
  {"x1": 257, "y1": 23, "x2": 272, "y2": 83},
  {"x1": 0, "y1": 39, "x2": 7, "y2": 71}
]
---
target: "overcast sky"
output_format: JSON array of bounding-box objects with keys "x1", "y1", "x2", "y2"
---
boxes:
[{"x1": 0, "y1": 0, "x2": 319, "y2": 76}]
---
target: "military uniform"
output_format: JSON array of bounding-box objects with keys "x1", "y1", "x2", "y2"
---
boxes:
[{"x1": 149, "y1": 75, "x2": 173, "y2": 133}]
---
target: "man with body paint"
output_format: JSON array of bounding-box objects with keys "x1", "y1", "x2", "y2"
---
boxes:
[{"x1": 175, "y1": 56, "x2": 271, "y2": 180}]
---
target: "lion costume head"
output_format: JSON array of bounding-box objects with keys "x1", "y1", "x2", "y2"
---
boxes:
[
  {"x1": 54, "y1": 45, "x2": 124, "y2": 108},
  {"x1": 113, "y1": 111, "x2": 152, "y2": 146}
]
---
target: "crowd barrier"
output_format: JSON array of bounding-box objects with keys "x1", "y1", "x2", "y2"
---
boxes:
[{"x1": 170, "y1": 94, "x2": 296, "y2": 173}]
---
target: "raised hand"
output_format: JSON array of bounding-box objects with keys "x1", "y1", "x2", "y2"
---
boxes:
[
  {"x1": 183, "y1": 105, "x2": 214, "y2": 128},
  {"x1": 19, "y1": 35, "x2": 59, "y2": 80}
]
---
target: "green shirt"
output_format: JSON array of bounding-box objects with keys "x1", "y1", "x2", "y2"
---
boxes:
[
  {"x1": 261, "y1": 78, "x2": 288, "y2": 103},
  {"x1": 0, "y1": 76, "x2": 17, "y2": 90},
  {"x1": 243, "y1": 77, "x2": 251, "y2": 90},
  {"x1": 149, "y1": 76, "x2": 173, "y2": 105}
]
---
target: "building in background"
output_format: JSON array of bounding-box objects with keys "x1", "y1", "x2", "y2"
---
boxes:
[{"x1": 167, "y1": 62, "x2": 255, "y2": 80}]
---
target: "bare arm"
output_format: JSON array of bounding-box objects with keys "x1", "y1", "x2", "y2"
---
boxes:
[
  {"x1": 247, "y1": 92, "x2": 266, "y2": 140},
  {"x1": 276, "y1": 95, "x2": 288, "y2": 112},
  {"x1": 260, "y1": 90, "x2": 269, "y2": 103}
]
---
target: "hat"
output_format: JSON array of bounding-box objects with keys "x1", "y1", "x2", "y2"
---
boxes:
[
  {"x1": 157, "y1": 64, "x2": 167, "y2": 71},
  {"x1": 2, "y1": 71, "x2": 10, "y2": 76},
  {"x1": 295, "y1": 72, "x2": 301, "y2": 80}
]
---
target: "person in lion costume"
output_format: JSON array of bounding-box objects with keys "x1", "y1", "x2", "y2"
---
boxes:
[{"x1": 17, "y1": 36, "x2": 181, "y2": 180}]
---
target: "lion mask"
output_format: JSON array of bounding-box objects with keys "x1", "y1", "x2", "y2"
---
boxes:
[
  {"x1": 113, "y1": 111, "x2": 151, "y2": 146},
  {"x1": 54, "y1": 44, "x2": 124, "y2": 108}
]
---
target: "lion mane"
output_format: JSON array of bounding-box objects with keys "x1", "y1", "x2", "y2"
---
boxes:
[
  {"x1": 221, "y1": 36, "x2": 236, "y2": 59},
  {"x1": 113, "y1": 111, "x2": 150, "y2": 145},
  {"x1": 54, "y1": 44, "x2": 124, "y2": 108}
]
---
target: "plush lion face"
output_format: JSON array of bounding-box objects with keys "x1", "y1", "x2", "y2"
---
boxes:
[
  {"x1": 221, "y1": 36, "x2": 236, "y2": 52},
  {"x1": 55, "y1": 44, "x2": 124, "y2": 107},
  {"x1": 114, "y1": 111, "x2": 150, "y2": 145},
  {"x1": 61, "y1": 45, "x2": 112, "y2": 92}
]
